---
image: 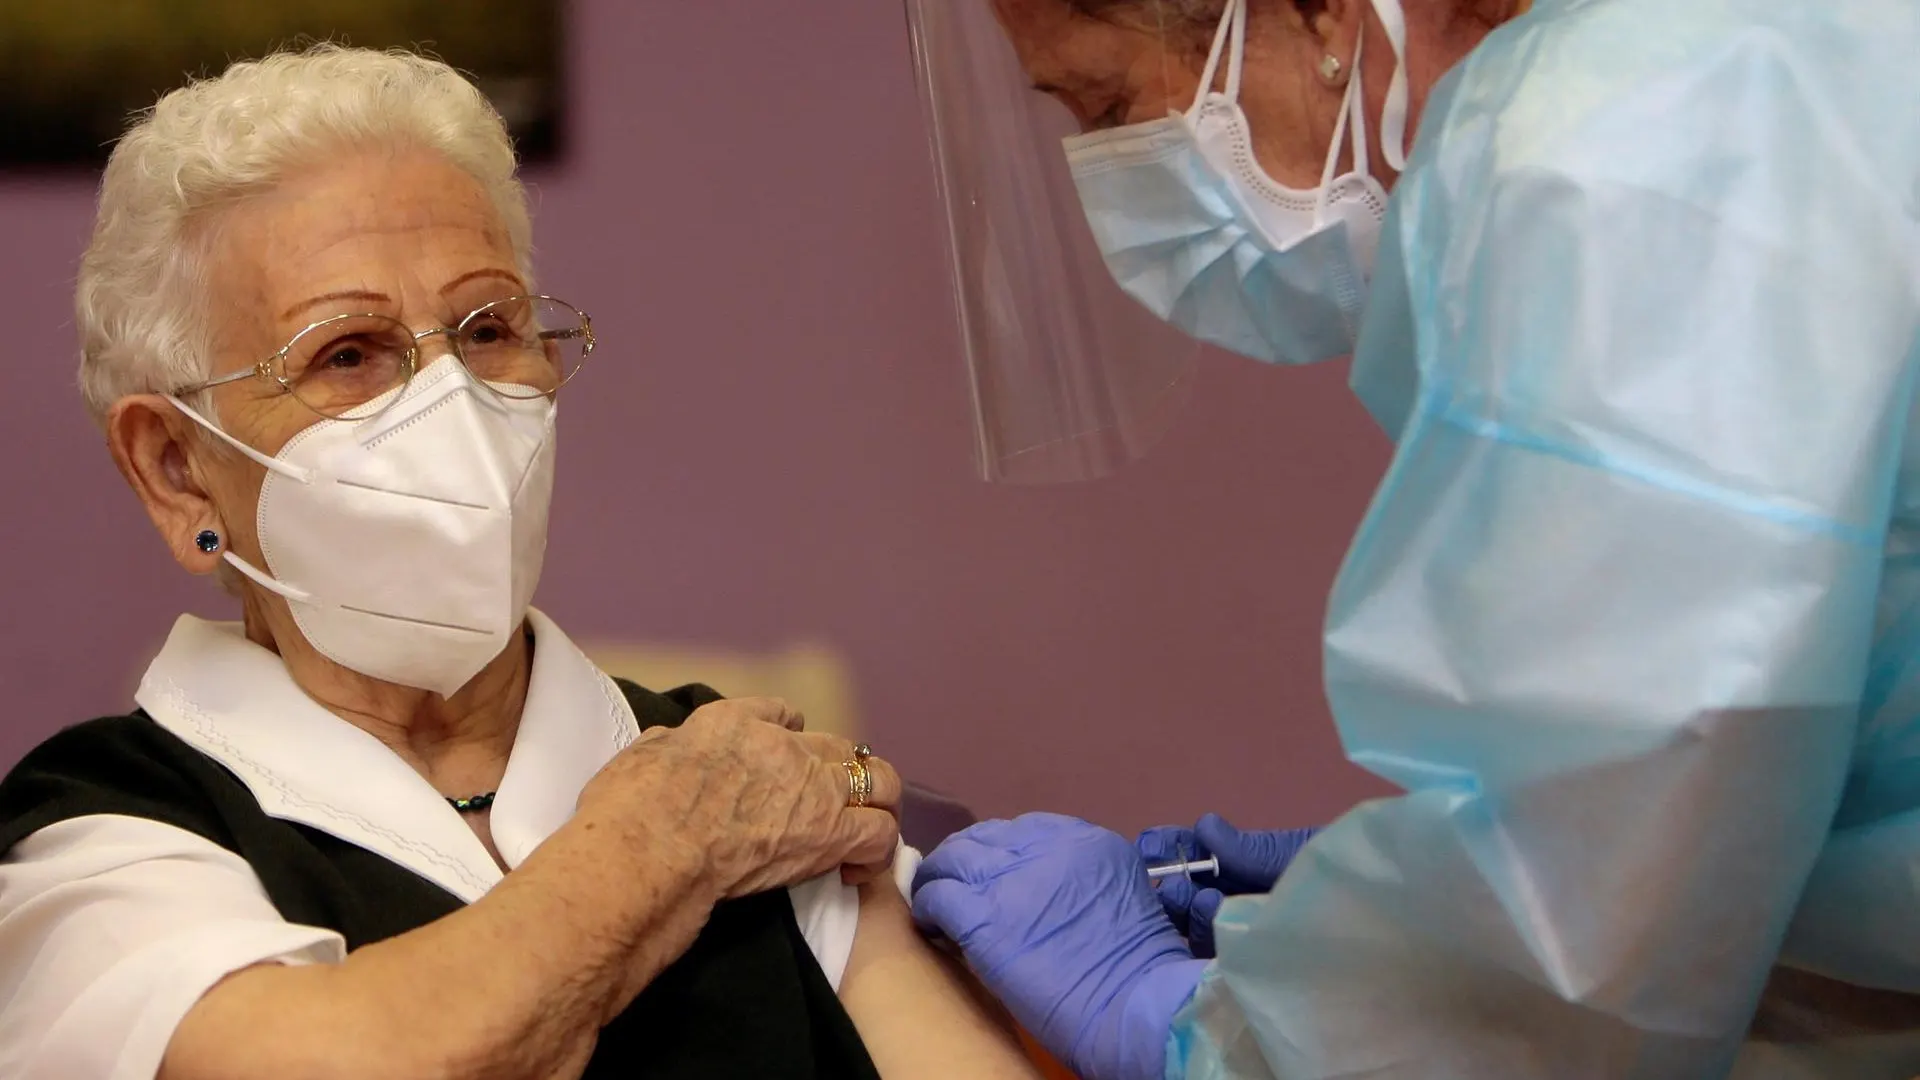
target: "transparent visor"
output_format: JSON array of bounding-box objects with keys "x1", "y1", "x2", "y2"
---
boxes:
[{"x1": 904, "y1": 0, "x2": 1202, "y2": 484}]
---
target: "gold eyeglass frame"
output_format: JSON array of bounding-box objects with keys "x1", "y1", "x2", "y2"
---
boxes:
[{"x1": 171, "y1": 294, "x2": 595, "y2": 421}]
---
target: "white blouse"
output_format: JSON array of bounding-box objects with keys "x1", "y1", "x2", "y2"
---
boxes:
[{"x1": 0, "y1": 611, "x2": 912, "y2": 1080}]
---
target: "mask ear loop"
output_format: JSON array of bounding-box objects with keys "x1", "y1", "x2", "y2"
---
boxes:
[
  {"x1": 1223, "y1": 0, "x2": 1248, "y2": 104},
  {"x1": 164, "y1": 395, "x2": 316, "y2": 604},
  {"x1": 1369, "y1": 0, "x2": 1411, "y2": 171},
  {"x1": 218, "y1": 547, "x2": 315, "y2": 604},
  {"x1": 1312, "y1": 35, "x2": 1366, "y2": 224},
  {"x1": 166, "y1": 395, "x2": 314, "y2": 484},
  {"x1": 1187, "y1": 0, "x2": 1244, "y2": 120}
]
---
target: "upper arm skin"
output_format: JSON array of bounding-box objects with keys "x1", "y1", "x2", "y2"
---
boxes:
[{"x1": 838, "y1": 880, "x2": 1043, "y2": 1080}]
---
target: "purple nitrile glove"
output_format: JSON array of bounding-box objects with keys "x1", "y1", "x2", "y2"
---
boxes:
[
  {"x1": 1136, "y1": 814, "x2": 1319, "y2": 959},
  {"x1": 912, "y1": 813, "x2": 1205, "y2": 1080}
]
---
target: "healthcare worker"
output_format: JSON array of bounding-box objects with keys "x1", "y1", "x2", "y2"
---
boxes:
[{"x1": 901, "y1": 0, "x2": 1920, "y2": 1077}]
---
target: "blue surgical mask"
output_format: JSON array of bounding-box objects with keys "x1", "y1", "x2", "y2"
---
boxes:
[{"x1": 1062, "y1": 0, "x2": 1401, "y2": 366}]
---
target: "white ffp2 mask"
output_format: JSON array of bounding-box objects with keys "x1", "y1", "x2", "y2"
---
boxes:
[{"x1": 170, "y1": 357, "x2": 557, "y2": 697}]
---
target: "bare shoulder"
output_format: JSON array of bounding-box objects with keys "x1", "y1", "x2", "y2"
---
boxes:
[{"x1": 837, "y1": 880, "x2": 1044, "y2": 1080}]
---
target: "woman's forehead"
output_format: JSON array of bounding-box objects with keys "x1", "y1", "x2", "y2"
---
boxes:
[
  {"x1": 210, "y1": 151, "x2": 514, "y2": 311},
  {"x1": 993, "y1": 0, "x2": 1177, "y2": 88},
  {"x1": 242, "y1": 151, "x2": 504, "y2": 253}
]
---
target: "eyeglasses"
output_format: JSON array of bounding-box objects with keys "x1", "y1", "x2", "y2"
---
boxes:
[{"x1": 173, "y1": 295, "x2": 594, "y2": 420}]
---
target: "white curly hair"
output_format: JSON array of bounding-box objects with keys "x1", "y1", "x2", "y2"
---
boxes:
[{"x1": 75, "y1": 44, "x2": 534, "y2": 427}]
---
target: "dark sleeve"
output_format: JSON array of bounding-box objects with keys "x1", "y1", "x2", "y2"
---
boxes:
[
  {"x1": 0, "y1": 714, "x2": 238, "y2": 856},
  {"x1": 611, "y1": 679, "x2": 726, "y2": 733}
]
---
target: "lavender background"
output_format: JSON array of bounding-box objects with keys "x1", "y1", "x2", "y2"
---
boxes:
[{"x1": 0, "y1": 0, "x2": 1393, "y2": 835}]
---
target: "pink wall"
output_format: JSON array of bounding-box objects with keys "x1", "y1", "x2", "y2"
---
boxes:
[{"x1": 0, "y1": 0, "x2": 1393, "y2": 836}]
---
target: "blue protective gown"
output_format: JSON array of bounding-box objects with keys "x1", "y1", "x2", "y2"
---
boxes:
[{"x1": 1171, "y1": 1, "x2": 1920, "y2": 1077}]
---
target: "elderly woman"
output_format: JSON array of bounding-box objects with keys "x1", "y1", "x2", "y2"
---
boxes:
[{"x1": 0, "y1": 46, "x2": 1039, "y2": 1080}]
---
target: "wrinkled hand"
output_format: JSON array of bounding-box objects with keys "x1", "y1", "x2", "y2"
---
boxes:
[
  {"x1": 911, "y1": 813, "x2": 1205, "y2": 1080},
  {"x1": 1137, "y1": 814, "x2": 1318, "y2": 958},
  {"x1": 579, "y1": 697, "x2": 902, "y2": 899}
]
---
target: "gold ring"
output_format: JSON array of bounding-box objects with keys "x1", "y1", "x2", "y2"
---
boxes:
[{"x1": 842, "y1": 757, "x2": 873, "y2": 808}]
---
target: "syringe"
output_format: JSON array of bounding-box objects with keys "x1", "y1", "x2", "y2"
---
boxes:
[{"x1": 1145, "y1": 855, "x2": 1218, "y2": 880}]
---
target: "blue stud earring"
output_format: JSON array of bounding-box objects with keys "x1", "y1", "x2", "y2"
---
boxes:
[{"x1": 194, "y1": 529, "x2": 221, "y2": 554}]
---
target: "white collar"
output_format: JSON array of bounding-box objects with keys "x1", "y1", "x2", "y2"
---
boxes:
[{"x1": 133, "y1": 609, "x2": 641, "y2": 904}]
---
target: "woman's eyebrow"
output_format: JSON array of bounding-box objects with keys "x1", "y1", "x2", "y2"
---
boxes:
[
  {"x1": 440, "y1": 268, "x2": 526, "y2": 296},
  {"x1": 280, "y1": 289, "x2": 390, "y2": 322},
  {"x1": 274, "y1": 270, "x2": 524, "y2": 326}
]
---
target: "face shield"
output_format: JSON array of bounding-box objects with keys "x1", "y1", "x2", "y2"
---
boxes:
[{"x1": 904, "y1": 0, "x2": 1205, "y2": 484}]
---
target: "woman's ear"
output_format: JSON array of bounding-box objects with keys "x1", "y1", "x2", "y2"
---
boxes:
[{"x1": 106, "y1": 395, "x2": 227, "y2": 575}]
